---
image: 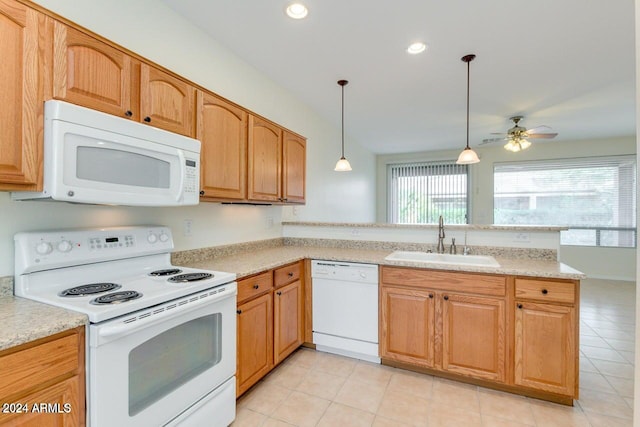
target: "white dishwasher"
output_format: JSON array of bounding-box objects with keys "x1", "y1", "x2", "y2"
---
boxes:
[{"x1": 311, "y1": 260, "x2": 380, "y2": 363}]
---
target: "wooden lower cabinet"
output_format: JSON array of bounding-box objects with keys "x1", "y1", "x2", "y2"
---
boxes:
[
  {"x1": 380, "y1": 267, "x2": 579, "y2": 404},
  {"x1": 274, "y1": 279, "x2": 304, "y2": 365},
  {"x1": 441, "y1": 293, "x2": 505, "y2": 382},
  {"x1": 0, "y1": 327, "x2": 85, "y2": 426},
  {"x1": 380, "y1": 286, "x2": 435, "y2": 368},
  {"x1": 236, "y1": 292, "x2": 273, "y2": 396},
  {"x1": 236, "y1": 261, "x2": 305, "y2": 397},
  {"x1": 514, "y1": 301, "x2": 576, "y2": 395}
]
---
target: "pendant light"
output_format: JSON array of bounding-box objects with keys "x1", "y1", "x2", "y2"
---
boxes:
[
  {"x1": 456, "y1": 54, "x2": 480, "y2": 165},
  {"x1": 334, "y1": 79, "x2": 352, "y2": 172}
]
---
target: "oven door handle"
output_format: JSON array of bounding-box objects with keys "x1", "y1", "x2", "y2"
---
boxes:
[{"x1": 93, "y1": 286, "x2": 236, "y2": 344}]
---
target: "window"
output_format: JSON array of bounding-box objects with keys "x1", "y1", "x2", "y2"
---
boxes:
[
  {"x1": 388, "y1": 162, "x2": 469, "y2": 224},
  {"x1": 494, "y1": 156, "x2": 637, "y2": 247}
]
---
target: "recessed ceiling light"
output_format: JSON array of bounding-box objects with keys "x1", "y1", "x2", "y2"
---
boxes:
[
  {"x1": 407, "y1": 42, "x2": 427, "y2": 55},
  {"x1": 286, "y1": 3, "x2": 308, "y2": 19}
]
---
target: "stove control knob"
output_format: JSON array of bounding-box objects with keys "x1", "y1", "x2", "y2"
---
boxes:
[
  {"x1": 57, "y1": 240, "x2": 72, "y2": 253},
  {"x1": 159, "y1": 232, "x2": 169, "y2": 243},
  {"x1": 147, "y1": 233, "x2": 158, "y2": 244},
  {"x1": 35, "y1": 242, "x2": 53, "y2": 255}
]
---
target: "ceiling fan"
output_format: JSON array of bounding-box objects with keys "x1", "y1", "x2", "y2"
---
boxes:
[{"x1": 481, "y1": 116, "x2": 558, "y2": 152}]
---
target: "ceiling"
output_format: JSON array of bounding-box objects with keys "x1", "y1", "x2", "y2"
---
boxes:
[{"x1": 162, "y1": 0, "x2": 635, "y2": 154}]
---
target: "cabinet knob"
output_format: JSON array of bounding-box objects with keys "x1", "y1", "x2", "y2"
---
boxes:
[
  {"x1": 124, "y1": 110, "x2": 133, "y2": 117},
  {"x1": 236, "y1": 309, "x2": 242, "y2": 314},
  {"x1": 199, "y1": 190, "x2": 205, "y2": 196},
  {"x1": 443, "y1": 295, "x2": 449, "y2": 301},
  {"x1": 144, "y1": 116, "x2": 151, "y2": 123},
  {"x1": 428, "y1": 293, "x2": 434, "y2": 299},
  {"x1": 517, "y1": 304, "x2": 523, "y2": 309},
  {"x1": 288, "y1": 272, "x2": 294, "y2": 277},
  {"x1": 541, "y1": 289, "x2": 548, "y2": 295},
  {"x1": 253, "y1": 284, "x2": 260, "y2": 289},
  {"x1": 276, "y1": 291, "x2": 282, "y2": 296}
]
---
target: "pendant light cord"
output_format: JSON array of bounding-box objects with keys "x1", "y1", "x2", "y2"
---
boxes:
[
  {"x1": 341, "y1": 83, "x2": 345, "y2": 158},
  {"x1": 466, "y1": 59, "x2": 470, "y2": 150},
  {"x1": 337, "y1": 80, "x2": 349, "y2": 158}
]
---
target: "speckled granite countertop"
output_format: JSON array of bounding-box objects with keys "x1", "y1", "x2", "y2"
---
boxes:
[
  {"x1": 0, "y1": 294, "x2": 87, "y2": 352},
  {"x1": 179, "y1": 245, "x2": 585, "y2": 280},
  {"x1": 0, "y1": 239, "x2": 582, "y2": 353}
]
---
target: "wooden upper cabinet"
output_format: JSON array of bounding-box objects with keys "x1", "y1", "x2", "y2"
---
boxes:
[
  {"x1": 52, "y1": 21, "x2": 138, "y2": 120},
  {"x1": 197, "y1": 91, "x2": 247, "y2": 200},
  {"x1": 0, "y1": 0, "x2": 45, "y2": 191},
  {"x1": 248, "y1": 115, "x2": 282, "y2": 202},
  {"x1": 140, "y1": 64, "x2": 195, "y2": 137},
  {"x1": 282, "y1": 131, "x2": 306, "y2": 204},
  {"x1": 51, "y1": 22, "x2": 195, "y2": 137}
]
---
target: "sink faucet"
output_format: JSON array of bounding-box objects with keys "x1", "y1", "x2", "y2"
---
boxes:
[{"x1": 437, "y1": 215, "x2": 445, "y2": 254}]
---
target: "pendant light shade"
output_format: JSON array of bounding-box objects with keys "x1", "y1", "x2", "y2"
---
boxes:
[
  {"x1": 456, "y1": 54, "x2": 480, "y2": 165},
  {"x1": 334, "y1": 79, "x2": 352, "y2": 172}
]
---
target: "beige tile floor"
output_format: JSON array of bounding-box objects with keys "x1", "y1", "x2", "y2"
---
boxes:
[{"x1": 234, "y1": 278, "x2": 636, "y2": 427}]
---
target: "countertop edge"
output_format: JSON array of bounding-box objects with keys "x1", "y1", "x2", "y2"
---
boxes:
[{"x1": 282, "y1": 222, "x2": 569, "y2": 232}]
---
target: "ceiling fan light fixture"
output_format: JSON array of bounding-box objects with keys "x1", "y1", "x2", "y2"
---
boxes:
[
  {"x1": 519, "y1": 138, "x2": 532, "y2": 150},
  {"x1": 456, "y1": 54, "x2": 480, "y2": 165},
  {"x1": 504, "y1": 140, "x2": 520, "y2": 152},
  {"x1": 335, "y1": 79, "x2": 352, "y2": 172},
  {"x1": 285, "y1": 3, "x2": 308, "y2": 19},
  {"x1": 407, "y1": 42, "x2": 427, "y2": 55}
]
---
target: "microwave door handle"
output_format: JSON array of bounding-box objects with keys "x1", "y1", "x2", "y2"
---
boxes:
[{"x1": 176, "y1": 150, "x2": 186, "y2": 202}]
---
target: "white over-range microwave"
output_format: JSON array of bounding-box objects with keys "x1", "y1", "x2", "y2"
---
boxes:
[{"x1": 12, "y1": 100, "x2": 200, "y2": 206}]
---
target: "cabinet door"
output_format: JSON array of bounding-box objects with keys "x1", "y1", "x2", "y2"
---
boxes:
[
  {"x1": 140, "y1": 63, "x2": 195, "y2": 137},
  {"x1": 282, "y1": 132, "x2": 306, "y2": 204},
  {"x1": 0, "y1": 375, "x2": 82, "y2": 426},
  {"x1": 441, "y1": 293, "x2": 506, "y2": 382},
  {"x1": 52, "y1": 21, "x2": 137, "y2": 120},
  {"x1": 380, "y1": 285, "x2": 435, "y2": 368},
  {"x1": 0, "y1": 0, "x2": 44, "y2": 190},
  {"x1": 514, "y1": 301, "x2": 576, "y2": 395},
  {"x1": 237, "y1": 292, "x2": 273, "y2": 397},
  {"x1": 197, "y1": 91, "x2": 247, "y2": 200},
  {"x1": 274, "y1": 280, "x2": 304, "y2": 365},
  {"x1": 247, "y1": 116, "x2": 282, "y2": 202}
]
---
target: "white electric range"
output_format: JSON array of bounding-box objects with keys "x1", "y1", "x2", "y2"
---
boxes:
[{"x1": 14, "y1": 226, "x2": 237, "y2": 427}]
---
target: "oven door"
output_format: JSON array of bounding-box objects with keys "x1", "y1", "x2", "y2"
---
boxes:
[{"x1": 88, "y1": 285, "x2": 236, "y2": 427}]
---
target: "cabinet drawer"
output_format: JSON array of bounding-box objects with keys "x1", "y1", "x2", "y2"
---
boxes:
[
  {"x1": 274, "y1": 261, "x2": 302, "y2": 288},
  {"x1": 238, "y1": 271, "x2": 273, "y2": 304},
  {"x1": 381, "y1": 267, "x2": 505, "y2": 297},
  {"x1": 515, "y1": 279, "x2": 576, "y2": 304},
  {"x1": 0, "y1": 332, "x2": 79, "y2": 398}
]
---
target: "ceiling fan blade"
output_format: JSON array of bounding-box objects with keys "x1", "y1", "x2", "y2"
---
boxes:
[
  {"x1": 526, "y1": 125, "x2": 553, "y2": 134},
  {"x1": 490, "y1": 132, "x2": 507, "y2": 135},
  {"x1": 480, "y1": 137, "x2": 505, "y2": 145},
  {"x1": 526, "y1": 132, "x2": 558, "y2": 139}
]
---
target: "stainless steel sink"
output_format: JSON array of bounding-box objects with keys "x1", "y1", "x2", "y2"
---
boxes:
[{"x1": 384, "y1": 251, "x2": 500, "y2": 268}]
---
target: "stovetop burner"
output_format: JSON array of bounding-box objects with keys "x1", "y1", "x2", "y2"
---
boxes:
[
  {"x1": 168, "y1": 272, "x2": 214, "y2": 283},
  {"x1": 90, "y1": 290, "x2": 143, "y2": 305},
  {"x1": 59, "y1": 283, "x2": 122, "y2": 297},
  {"x1": 149, "y1": 268, "x2": 182, "y2": 277}
]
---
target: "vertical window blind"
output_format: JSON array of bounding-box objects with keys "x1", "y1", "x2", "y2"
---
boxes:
[
  {"x1": 494, "y1": 155, "x2": 637, "y2": 247},
  {"x1": 388, "y1": 162, "x2": 469, "y2": 224}
]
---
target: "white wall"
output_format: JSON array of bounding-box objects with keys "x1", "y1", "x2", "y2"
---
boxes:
[
  {"x1": 376, "y1": 136, "x2": 637, "y2": 280},
  {"x1": 0, "y1": 0, "x2": 376, "y2": 276}
]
